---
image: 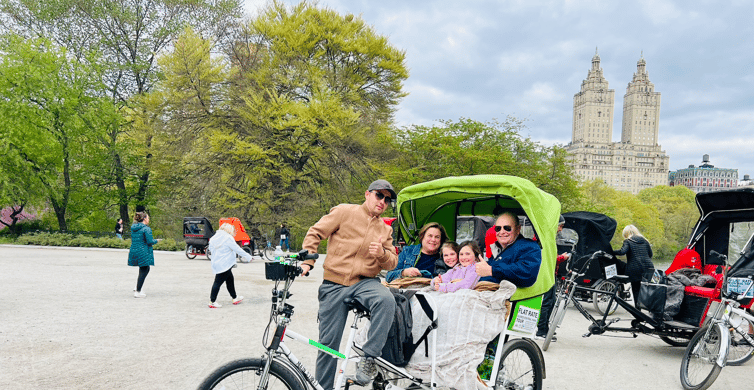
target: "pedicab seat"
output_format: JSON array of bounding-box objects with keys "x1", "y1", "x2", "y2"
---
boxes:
[{"x1": 683, "y1": 285, "x2": 717, "y2": 299}]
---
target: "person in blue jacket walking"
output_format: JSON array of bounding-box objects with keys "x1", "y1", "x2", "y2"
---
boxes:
[{"x1": 128, "y1": 210, "x2": 160, "y2": 298}]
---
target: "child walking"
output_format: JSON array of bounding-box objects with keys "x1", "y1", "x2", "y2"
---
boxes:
[{"x1": 431, "y1": 240, "x2": 482, "y2": 293}]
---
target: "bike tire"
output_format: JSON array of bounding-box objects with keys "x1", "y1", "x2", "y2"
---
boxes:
[
  {"x1": 496, "y1": 338, "x2": 544, "y2": 390},
  {"x1": 592, "y1": 279, "x2": 619, "y2": 316},
  {"x1": 543, "y1": 297, "x2": 567, "y2": 351},
  {"x1": 206, "y1": 248, "x2": 211, "y2": 261},
  {"x1": 198, "y1": 357, "x2": 306, "y2": 390},
  {"x1": 680, "y1": 325, "x2": 724, "y2": 390},
  {"x1": 264, "y1": 246, "x2": 275, "y2": 261},
  {"x1": 726, "y1": 317, "x2": 754, "y2": 366},
  {"x1": 185, "y1": 245, "x2": 197, "y2": 259}
]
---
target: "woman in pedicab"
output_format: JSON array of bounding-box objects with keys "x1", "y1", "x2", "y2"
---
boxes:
[{"x1": 394, "y1": 174, "x2": 560, "y2": 390}]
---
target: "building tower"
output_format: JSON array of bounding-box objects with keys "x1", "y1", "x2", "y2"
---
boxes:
[
  {"x1": 566, "y1": 52, "x2": 670, "y2": 194},
  {"x1": 572, "y1": 49, "x2": 615, "y2": 144},
  {"x1": 621, "y1": 54, "x2": 661, "y2": 146}
]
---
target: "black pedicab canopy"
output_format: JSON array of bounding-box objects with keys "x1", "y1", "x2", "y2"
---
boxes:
[{"x1": 183, "y1": 217, "x2": 215, "y2": 246}]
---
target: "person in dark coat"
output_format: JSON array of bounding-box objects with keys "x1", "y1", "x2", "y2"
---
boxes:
[
  {"x1": 128, "y1": 211, "x2": 160, "y2": 298},
  {"x1": 612, "y1": 224, "x2": 654, "y2": 308}
]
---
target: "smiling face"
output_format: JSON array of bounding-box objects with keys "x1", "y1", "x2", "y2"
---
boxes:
[
  {"x1": 458, "y1": 245, "x2": 476, "y2": 267},
  {"x1": 442, "y1": 246, "x2": 459, "y2": 267},
  {"x1": 421, "y1": 227, "x2": 442, "y2": 255},
  {"x1": 364, "y1": 189, "x2": 391, "y2": 217},
  {"x1": 495, "y1": 214, "x2": 520, "y2": 248}
]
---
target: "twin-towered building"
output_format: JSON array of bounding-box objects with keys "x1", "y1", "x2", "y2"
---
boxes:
[{"x1": 565, "y1": 50, "x2": 670, "y2": 194}]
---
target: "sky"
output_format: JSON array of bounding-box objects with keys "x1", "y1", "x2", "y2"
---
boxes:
[{"x1": 243, "y1": 0, "x2": 754, "y2": 178}]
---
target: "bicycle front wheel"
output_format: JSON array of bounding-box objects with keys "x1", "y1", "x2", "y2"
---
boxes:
[
  {"x1": 727, "y1": 317, "x2": 754, "y2": 366},
  {"x1": 543, "y1": 295, "x2": 568, "y2": 351},
  {"x1": 496, "y1": 338, "x2": 543, "y2": 390},
  {"x1": 680, "y1": 325, "x2": 724, "y2": 390},
  {"x1": 264, "y1": 246, "x2": 275, "y2": 261},
  {"x1": 198, "y1": 358, "x2": 305, "y2": 390},
  {"x1": 592, "y1": 279, "x2": 619, "y2": 316}
]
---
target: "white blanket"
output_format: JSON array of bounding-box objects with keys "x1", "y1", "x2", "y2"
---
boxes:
[{"x1": 356, "y1": 282, "x2": 516, "y2": 390}]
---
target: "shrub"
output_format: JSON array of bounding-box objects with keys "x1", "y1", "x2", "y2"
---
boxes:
[{"x1": 11, "y1": 232, "x2": 181, "y2": 251}]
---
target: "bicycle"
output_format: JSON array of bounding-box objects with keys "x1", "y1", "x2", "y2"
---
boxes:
[
  {"x1": 679, "y1": 252, "x2": 754, "y2": 390},
  {"x1": 252, "y1": 234, "x2": 275, "y2": 261},
  {"x1": 543, "y1": 250, "x2": 694, "y2": 351},
  {"x1": 198, "y1": 251, "x2": 545, "y2": 390}
]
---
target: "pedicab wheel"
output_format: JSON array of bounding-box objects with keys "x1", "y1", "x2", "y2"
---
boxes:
[
  {"x1": 592, "y1": 279, "x2": 619, "y2": 316},
  {"x1": 659, "y1": 335, "x2": 690, "y2": 347},
  {"x1": 497, "y1": 338, "x2": 543, "y2": 390},
  {"x1": 206, "y1": 248, "x2": 212, "y2": 261},
  {"x1": 198, "y1": 357, "x2": 305, "y2": 390},
  {"x1": 185, "y1": 245, "x2": 197, "y2": 259},
  {"x1": 726, "y1": 317, "x2": 754, "y2": 365},
  {"x1": 264, "y1": 247, "x2": 275, "y2": 261},
  {"x1": 680, "y1": 325, "x2": 723, "y2": 390},
  {"x1": 543, "y1": 297, "x2": 567, "y2": 351}
]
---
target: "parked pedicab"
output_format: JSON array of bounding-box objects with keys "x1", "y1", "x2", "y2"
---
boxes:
[
  {"x1": 183, "y1": 217, "x2": 214, "y2": 259},
  {"x1": 559, "y1": 211, "x2": 630, "y2": 315},
  {"x1": 545, "y1": 188, "x2": 754, "y2": 351}
]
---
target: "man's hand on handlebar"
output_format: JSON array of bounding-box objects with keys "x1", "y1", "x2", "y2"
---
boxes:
[{"x1": 300, "y1": 263, "x2": 311, "y2": 276}]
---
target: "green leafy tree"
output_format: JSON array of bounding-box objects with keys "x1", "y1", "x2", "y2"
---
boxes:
[
  {"x1": 384, "y1": 117, "x2": 580, "y2": 204},
  {"x1": 152, "y1": 1, "x2": 409, "y2": 234},
  {"x1": 1, "y1": 0, "x2": 243, "y2": 225},
  {"x1": 0, "y1": 34, "x2": 113, "y2": 230}
]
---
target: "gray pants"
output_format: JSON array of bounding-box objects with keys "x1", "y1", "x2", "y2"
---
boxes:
[{"x1": 315, "y1": 277, "x2": 395, "y2": 390}]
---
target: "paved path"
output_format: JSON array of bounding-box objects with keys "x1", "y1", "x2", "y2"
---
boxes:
[{"x1": 0, "y1": 246, "x2": 748, "y2": 389}]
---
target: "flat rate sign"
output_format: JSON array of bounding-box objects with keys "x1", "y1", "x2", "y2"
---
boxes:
[{"x1": 727, "y1": 277, "x2": 754, "y2": 298}]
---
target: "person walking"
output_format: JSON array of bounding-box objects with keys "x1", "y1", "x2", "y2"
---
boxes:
[
  {"x1": 279, "y1": 223, "x2": 290, "y2": 252},
  {"x1": 207, "y1": 223, "x2": 252, "y2": 308},
  {"x1": 300, "y1": 179, "x2": 398, "y2": 389},
  {"x1": 115, "y1": 218, "x2": 124, "y2": 240},
  {"x1": 128, "y1": 210, "x2": 159, "y2": 298},
  {"x1": 612, "y1": 224, "x2": 654, "y2": 309}
]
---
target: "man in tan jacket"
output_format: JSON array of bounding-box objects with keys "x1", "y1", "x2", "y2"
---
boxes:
[{"x1": 301, "y1": 179, "x2": 399, "y2": 388}]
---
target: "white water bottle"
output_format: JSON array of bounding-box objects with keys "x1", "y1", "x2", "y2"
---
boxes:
[{"x1": 274, "y1": 245, "x2": 284, "y2": 261}]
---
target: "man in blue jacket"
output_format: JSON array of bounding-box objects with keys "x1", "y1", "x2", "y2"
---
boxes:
[{"x1": 476, "y1": 212, "x2": 541, "y2": 287}]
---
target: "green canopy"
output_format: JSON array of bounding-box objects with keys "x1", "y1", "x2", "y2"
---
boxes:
[{"x1": 396, "y1": 175, "x2": 561, "y2": 300}]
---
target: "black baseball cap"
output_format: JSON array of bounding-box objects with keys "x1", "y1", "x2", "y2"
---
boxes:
[{"x1": 367, "y1": 179, "x2": 397, "y2": 199}]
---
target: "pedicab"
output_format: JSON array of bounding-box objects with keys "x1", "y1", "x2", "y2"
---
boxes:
[
  {"x1": 559, "y1": 211, "x2": 630, "y2": 314},
  {"x1": 183, "y1": 217, "x2": 214, "y2": 259},
  {"x1": 218, "y1": 217, "x2": 253, "y2": 260},
  {"x1": 395, "y1": 174, "x2": 561, "y2": 389}
]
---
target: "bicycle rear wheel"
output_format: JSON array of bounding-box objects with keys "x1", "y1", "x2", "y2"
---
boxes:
[
  {"x1": 496, "y1": 338, "x2": 543, "y2": 390},
  {"x1": 680, "y1": 325, "x2": 724, "y2": 390},
  {"x1": 264, "y1": 246, "x2": 275, "y2": 261},
  {"x1": 727, "y1": 317, "x2": 754, "y2": 366},
  {"x1": 198, "y1": 358, "x2": 305, "y2": 390}
]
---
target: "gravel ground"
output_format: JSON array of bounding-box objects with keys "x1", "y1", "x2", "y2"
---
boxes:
[{"x1": 0, "y1": 245, "x2": 749, "y2": 390}]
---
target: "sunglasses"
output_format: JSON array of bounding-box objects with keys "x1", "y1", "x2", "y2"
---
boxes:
[
  {"x1": 494, "y1": 225, "x2": 513, "y2": 232},
  {"x1": 371, "y1": 191, "x2": 393, "y2": 204}
]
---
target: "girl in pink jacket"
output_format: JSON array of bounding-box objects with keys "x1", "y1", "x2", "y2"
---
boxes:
[{"x1": 431, "y1": 241, "x2": 482, "y2": 293}]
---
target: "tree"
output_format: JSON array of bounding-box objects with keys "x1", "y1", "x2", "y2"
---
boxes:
[
  {"x1": 0, "y1": 34, "x2": 112, "y2": 230},
  {"x1": 1, "y1": 0, "x2": 244, "y2": 224},
  {"x1": 384, "y1": 117, "x2": 580, "y2": 203},
  {"x1": 152, "y1": 1, "x2": 409, "y2": 233}
]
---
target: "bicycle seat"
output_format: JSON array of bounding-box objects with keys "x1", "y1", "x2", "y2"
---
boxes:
[
  {"x1": 610, "y1": 275, "x2": 630, "y2": 283},
  {"x1": 344, "y1": 298, "x2": 371, "y2": 318}
]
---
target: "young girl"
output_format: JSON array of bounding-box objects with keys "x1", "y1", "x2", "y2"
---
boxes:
[
  {"x1": 431, "y1": 240, "x2": 482, "y2": 293},
  {"x1": 434, "y1": 242, "x2": 459, "y2": 276}
]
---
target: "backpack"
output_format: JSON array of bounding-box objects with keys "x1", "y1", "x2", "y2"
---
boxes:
[{"x1": 380, "y1": 288, "x2": 436, "y2": 367}]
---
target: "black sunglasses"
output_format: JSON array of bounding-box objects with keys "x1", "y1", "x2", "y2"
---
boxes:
[
  {"x1": 494, "y1": 225, "x2": 513, "y2": 232},
  {"x1": 371, "y1": 191, "x2": 393, "y2": 203}
]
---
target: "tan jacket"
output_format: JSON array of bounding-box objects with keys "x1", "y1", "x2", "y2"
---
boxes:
[{"x1": 302, "y1": 202, "x2": 398, "y2": 286}]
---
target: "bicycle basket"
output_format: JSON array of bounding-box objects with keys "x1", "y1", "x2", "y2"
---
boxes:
[{"x1": 265, "y1": 261, "x2": 298, "y2": 281}]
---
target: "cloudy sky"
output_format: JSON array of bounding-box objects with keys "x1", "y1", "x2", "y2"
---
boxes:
[{"x1": 244, "y1": 0, "x2": 754, "y2": 178}]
